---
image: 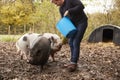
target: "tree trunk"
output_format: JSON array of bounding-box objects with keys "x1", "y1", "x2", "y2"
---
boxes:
[
  {"x1": 33, "y1": 23, "x2": 35, "y2": 32},
  {"x1": 8, "y1": 25, "x2": 11, "y2": 35},
  {"x1": 14, "y1": 27, "x2": 16, "y2": 34},
  {"x1": 24, "y1": 24, "x2": 26, "y2": 33}
]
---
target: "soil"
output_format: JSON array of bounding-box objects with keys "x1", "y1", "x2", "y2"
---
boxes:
[{"x1": 0, "y1": 42, "x2": 120, "y2": 80}]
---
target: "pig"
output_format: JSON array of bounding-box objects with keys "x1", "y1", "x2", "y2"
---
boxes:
[
  {"x1": 50, "y1": 43, "x2": 62, "y2": 61},
  {"x1": 43, "y1": 33, "x2": 62, "y2": 47},
  {"x1": 28, "y1": 36, "x2": 51, "y2": 71},
  {"x1": 16, "y1": 33, "x2": 41, "y2": 60},
  {"x1": 43, "y1": 33, "x2": 62, "y2": 61},
  {"x1": 16, "y1": 32, "x2": 62, "y2": 64}
]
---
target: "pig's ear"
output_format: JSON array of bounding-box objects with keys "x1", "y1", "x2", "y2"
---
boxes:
[
  {"x1": 51, "y1": 36, "x2": 55, "y2": 41},
  {"x1": 48, "y1": 36, "x2": 54, "y2": 43},
  {"x1": 49, "y1": 36, "x2": 55, "y2": 46},
  {"x1": 23, "y1": 36, "x2": 27, "y2": 41}
]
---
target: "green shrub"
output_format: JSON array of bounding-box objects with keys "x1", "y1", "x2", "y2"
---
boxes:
[{"x1": 0, "y1": 35, "x2": 21, "y2": 42}]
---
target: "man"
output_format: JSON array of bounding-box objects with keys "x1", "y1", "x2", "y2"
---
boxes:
[{"x1": 51, "y1": 0, "x2": 88, "y2": 72}]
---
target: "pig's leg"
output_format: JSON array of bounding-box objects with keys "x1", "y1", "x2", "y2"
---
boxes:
[
  {"x1": 17, "y1": 50, "x2": 24, "y2": 59},
  {"x1": 50, "y1": 46, "x2": 57, "y2": 62},
  {"x1": 40, "y1": 65, "x2": 44, "y2": 72},
  {"x1": 22, "y1": 52, "x2": 27, "y2": 60},
  {"x1": 50, "y1": 52, "x2": 55, "y2": 62}
]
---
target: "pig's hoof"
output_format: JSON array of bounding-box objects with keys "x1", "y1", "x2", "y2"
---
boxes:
[{"x1": 0, "y1": 74, "x2": 4, "y2": 80}]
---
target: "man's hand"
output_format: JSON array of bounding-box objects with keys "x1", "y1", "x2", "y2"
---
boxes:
[{"x1": 64, "y1": 10, "x2": 69, "y2": 16}]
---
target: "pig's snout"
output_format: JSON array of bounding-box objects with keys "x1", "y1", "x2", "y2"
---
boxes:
[
  {"x1": 58, "y1": 43, "x2": 62, "y2": 49},
  {"x1": 55, "y1": 43, "x2": 62, "y2": 50},
  {"x1": 26, "y1": 55, "x2": 37, "y2": 65}
]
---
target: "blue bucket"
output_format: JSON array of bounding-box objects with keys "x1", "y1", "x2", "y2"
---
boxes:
[{"x1": 56, "y1": 17, "x2": 77, "y2": 38}]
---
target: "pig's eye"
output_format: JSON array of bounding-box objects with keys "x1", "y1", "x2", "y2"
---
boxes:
[
  {"x1": 36, "y1": 50, "x2": 41, "y2": 56},
  {"x1": 37, "y1": 50, "x2": 41, "y2": 53}
]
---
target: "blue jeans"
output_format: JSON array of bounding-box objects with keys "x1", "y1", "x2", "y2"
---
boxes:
[{"x1": 68, "y1": 20, "x2": 88, "y2": 63}]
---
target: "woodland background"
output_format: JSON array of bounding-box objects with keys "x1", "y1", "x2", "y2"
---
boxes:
[{"x1": 0, "y1": 0, "x2": 120, "y2": 40}]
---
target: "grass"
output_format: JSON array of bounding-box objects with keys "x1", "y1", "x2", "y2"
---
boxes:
[{"x1": 0, "y1": 35, "x2": 21, "y2": 42}]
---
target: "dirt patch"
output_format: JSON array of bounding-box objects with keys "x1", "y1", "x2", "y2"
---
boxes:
[{"x1": 0, "y1": 42, "x2": 120, "y2": 80}]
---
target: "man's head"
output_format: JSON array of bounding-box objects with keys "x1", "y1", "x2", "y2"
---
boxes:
[{"x1": 51, "y1": 0, "x2": 64, "y2": 6}]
